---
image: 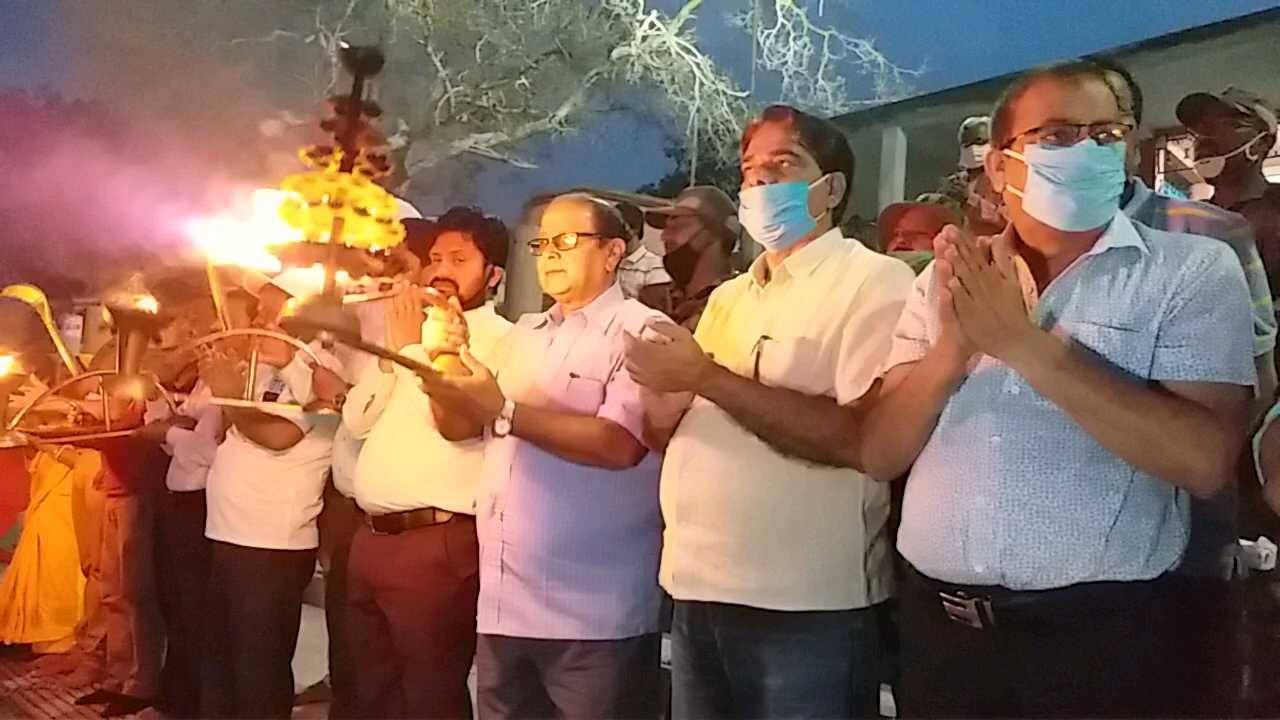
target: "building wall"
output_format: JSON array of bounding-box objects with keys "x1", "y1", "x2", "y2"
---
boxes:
[{"x1": 834, "y1": 13, "x2": 1280, "y2": 227}]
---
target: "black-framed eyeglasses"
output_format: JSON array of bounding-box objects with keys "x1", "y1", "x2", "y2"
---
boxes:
[
  {"x1": 527, "y1": 232, "x2": 605, "y2": 256},
  {"x1": 1009, "y1": 121, "x2": 1133, "y2": 148}
]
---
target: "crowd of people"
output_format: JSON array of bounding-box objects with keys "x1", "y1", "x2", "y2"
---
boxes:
[{"x1": 3, "y1": 55, "x2": 1280, "y2": 720}]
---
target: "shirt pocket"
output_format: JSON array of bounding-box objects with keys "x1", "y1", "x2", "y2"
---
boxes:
[
  {"x1": 755, "y1": 336, "x2": 833, "y2": 397},
  {"x1": 1060, "y1": 319, "x2": 1156, "y2": 379},
  {"x1": 556, "y1": 373, "x2": 607, "y2": 415}
]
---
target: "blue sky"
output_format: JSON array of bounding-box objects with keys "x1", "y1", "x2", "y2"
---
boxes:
[{"x1": 3, "y1": 0, "x2": 1278, "y2": 220}]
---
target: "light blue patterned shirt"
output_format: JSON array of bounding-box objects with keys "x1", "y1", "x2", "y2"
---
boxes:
[{"x1": 889, "y1": 211, "x2": 1256, "y2": 590}]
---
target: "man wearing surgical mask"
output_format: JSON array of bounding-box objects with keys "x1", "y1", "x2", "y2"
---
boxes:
[
  {"x1": 848, "y1": 60, "x2": 1255, "y2": 717},
  {"x1": 1178, "y1": 88, "x2": 1280, "y2": 311},
  {"x1": 624, "y1": 104, "x2": 914, "y2": 719}
]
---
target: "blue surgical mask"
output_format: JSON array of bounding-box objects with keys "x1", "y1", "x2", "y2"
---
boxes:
[
  {"x1": 1002, "y1": 140, "x2": 1126, "y2": 232},
  {"x1": 738, "y1": 177, "x2": 827, "y2": 253}
]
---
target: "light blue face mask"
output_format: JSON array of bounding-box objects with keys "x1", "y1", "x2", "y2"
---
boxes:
[
  {"x1": 738, "y1": 177, "x2": 827, "y2": 253},
  {"x1": 1002, "y1": 140, "x2": 1127, "y2": 232}
]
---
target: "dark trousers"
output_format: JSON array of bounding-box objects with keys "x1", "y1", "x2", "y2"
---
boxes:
[
  {"x1": 317, "y1": 484, "x2": 364, "y2": 719},
  {"x1": 476, "y1": 633, "x2": 661, "y2": 720},
  {"x1": 201, "y1": 540, "x2": 317, "y2": 719},
  {"x1": 897, "y1": 566, "x2": 1194, "y2": 718},
  {"x1": 346, "y1": 515, "x2": 479, "y2": 719},
  {"x1": 670, "y1": 600, "x2": 882, "y2": 720},
  {"x1": 155, "y1": 489, "x2": 210, "y2": 717}
]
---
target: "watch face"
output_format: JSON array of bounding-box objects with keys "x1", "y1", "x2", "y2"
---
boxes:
[{"x1": 494, "y1": 417, "x2": 511, "y2": 437}]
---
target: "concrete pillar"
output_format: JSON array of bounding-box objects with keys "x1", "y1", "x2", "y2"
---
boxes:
[{"x1": 878, "y1": 124, "x2": 908, "y2": 212}]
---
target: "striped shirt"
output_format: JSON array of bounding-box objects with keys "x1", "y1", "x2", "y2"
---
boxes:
[{"x1": 1123, "y1": 178, "x2": 1275, "y2": 357}]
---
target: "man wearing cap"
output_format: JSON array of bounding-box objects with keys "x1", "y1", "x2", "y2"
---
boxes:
[
  {"x1": 642, "y1": 186, "x2": 741, "y2": 330},
  {"x1": 879, "y1": 194, "x2": 963, "y2": 274},
  {"x1": 339, "y1": 206, "x2": 512, "y2": 719},
  {"x1": 200, "y1": 269, "x2": 346, "y2": 719},
  {"x1": 945, "y1": 115, "x2": 1007, "y2": 236},
  {"x1": 1178, "y1": 87, "x2": 1280, "y2": 308}
]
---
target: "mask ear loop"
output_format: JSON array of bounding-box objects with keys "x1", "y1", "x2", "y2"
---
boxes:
[{"x1": 1243, "y1": 132, "x2": 1273, "y2": 162}]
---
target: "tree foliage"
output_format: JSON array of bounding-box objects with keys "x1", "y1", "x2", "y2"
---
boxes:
[{"x1": 235, "y1": 0, "x2": 914, "y2": 189}]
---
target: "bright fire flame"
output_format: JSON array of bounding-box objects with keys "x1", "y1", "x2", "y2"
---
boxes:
[
  {"x1": 185, "y1": 188, "x2": 303, "y2": 272},
  {"x1": 135, "y1": 295, "x2": 160, "y2": 314},
  {"x1": 0, "y1": 355, "x2": 14, "y2": 377}
]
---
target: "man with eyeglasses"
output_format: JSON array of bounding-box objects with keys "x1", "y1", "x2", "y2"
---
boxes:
[
  {"x1": 623, "y1": 104, "x2": 914, "y2": 719},
  {"x1": 846, "y1": 60, "x2": 1255, "y2": 717},
  {"x1": 414, "y1": 192, "x2": 683, "y2": 719}
]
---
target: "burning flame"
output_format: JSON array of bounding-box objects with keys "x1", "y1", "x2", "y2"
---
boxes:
[
  {"x1": 135, "y1": 295, "x2": 160, "y2": 314},
  {"x1": 0, "y1": 355, "x2": 15, "y2": 377},
  {"x1": 185, "y1": 188, "x2": 304, "y2": 272}
]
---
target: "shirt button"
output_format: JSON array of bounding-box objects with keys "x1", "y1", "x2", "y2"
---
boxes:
[
  {"x1": 973, "y1": 563, "x2": 986, "y2": 574},
  {"x1": 1009, "y1": 384, "x2": 1021, "y2": 396},
  {"x1": 990, "y1": 435, "x2": 1002, "y2": 445}
]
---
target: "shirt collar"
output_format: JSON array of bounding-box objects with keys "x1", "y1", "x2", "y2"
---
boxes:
[
  {"x1": 747, "y1": 227, "x2": 845, "y2": 287},
  {"x1": 1082, "y1": 209, "x2": 1150, "y2": 259},
  {"x1": 534, "y1": 282, "x2": 626, "y2": 332}
]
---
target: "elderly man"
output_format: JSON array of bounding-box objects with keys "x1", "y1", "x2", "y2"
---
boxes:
[
  {"x1": 624, "y1": 104, "x2": 914, "y2": 719},
  {"x1": 339, "y1": 206, "x2": 512, "y2": 719},
  {"x1": 641, "y1": 186, "x2": 741, "y2": 330},
  {"x1": 418, "y1": 192, "x2": 679, "y2": 719},
  {"x1": 860, "y1": 60, "x2": 1254, "y2": 717}
]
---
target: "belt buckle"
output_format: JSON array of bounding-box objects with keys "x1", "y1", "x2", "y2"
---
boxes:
[{"x1": 940, "y1": 591, "x2": 994, "y2": 629}]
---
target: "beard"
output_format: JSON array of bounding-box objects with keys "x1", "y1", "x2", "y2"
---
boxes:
[{"x1": 429, "y1": 275, "x2": 487, "y2": 311}]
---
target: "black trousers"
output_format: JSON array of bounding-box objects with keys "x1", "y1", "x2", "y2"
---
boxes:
[
  {"x1": 201, "y1": 540, "x2": 317, "y2": 719},
  {"x1": 346, "y1": 515, "x2": 479, "y2": 719},
  {"x1": 476, "y1": 633, "x2": 661, "y2": 720},
  {"x1": 317, "y1": 483, "x2": 364, "y2": 719},
  {"x1": 897, "y1": 566, "x2": 1198, "y2": 718},
  {"x1": 155, "y1": 489, "x2": 210, "y2": 717}
]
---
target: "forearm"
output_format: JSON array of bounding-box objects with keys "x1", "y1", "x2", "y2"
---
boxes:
[
  {"x1": 696, "y1": 362, "x2": 862, "y2": 469},
  {"x1": 511, "y1": 404, "x2": 646, "y2": 469},
  {"x1": 223, "y1": 408, "x2": 304, "y2": 451},
  {"x1": 1010, "y1": 332, "x2": 1246, "y2": 497},
  {"x1": 858, "y1": 349, "x2": 969, "y2": 481},
  {"x1": 429, "y1": 398, "x2": 485, "y2": 441}
]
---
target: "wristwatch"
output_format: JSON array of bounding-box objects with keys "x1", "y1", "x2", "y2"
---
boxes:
[{"x1": 493, "y1": 398, "x2": 516, "y2": 437}]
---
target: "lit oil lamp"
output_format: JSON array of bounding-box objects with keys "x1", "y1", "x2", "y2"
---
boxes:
[
  {"x1": 102, "y1": 276, "x2": 165, "y2": 402},
  {"x1": 0, "y1": 351, "x2": 31, "y2": 448}
]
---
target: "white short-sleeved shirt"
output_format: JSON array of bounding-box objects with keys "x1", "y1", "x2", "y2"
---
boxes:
[
  {"x1": 660, "y1": 229, "x2": 915, "y2": 611},
  {"x1": 205, "y1": 363, "x2": 337, "y2": 550}
]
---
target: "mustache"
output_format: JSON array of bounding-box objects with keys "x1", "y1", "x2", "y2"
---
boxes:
[{"x1": 428, "y1": 278, "x2": 461, "y2": 296}]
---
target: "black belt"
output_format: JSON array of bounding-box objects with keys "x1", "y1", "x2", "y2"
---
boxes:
[
  {"x1": 906, "y1": 564, "x2": 1170, "y2": 630},
  {"x1": 367, "y1": 506, "x2": 455, "y2": 535}
]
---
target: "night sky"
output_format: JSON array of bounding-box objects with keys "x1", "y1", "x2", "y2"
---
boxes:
[{"x1": 2, "y1": 0, "x2": 1278, "y2": 220}]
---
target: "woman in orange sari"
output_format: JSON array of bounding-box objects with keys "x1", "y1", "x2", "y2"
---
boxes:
[{"x1": 0, "y1": 444, "x2": 103, "y2": 652}]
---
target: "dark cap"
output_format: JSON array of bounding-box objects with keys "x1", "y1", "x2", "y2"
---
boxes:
[
  {"x1": 644, "y1": 186, "x2": 739, "y2": 235},
  {"x1": 1177, "y1": 87, "x2": 1277, "y2": 136}
]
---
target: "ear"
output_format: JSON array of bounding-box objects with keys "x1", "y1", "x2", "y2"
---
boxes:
[
  {"x1": 825, "y1": 171, "x2": 848, "y2": 213},
  {"x1": 984, "y1": 145, "x2": 1007, "y2": 194},
  {"x1": 486, "y1": 266, "x2": 505, "y2": 290},
  {"x1": 605, "y1": 237, "x2": 627, "y2": 272}
]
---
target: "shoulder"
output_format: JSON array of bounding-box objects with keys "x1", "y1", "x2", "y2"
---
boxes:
[
  {"x1": 1147, "y1": 194, "x2": 1253, "y2": 243},
  {"x1": 1137, "y1": 222, "x2": 1239, "y2": 271},
  {"x1": 616, "y1": 297, "x2": 672, "y2": 333}
]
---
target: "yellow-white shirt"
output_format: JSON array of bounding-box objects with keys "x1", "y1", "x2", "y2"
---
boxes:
[
  {"x1": 343, "y1": 303, "x2": 512, "y2": 515},
  {"x1": 659, "y1": 229, "x2": 914, "y2": 611}
]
